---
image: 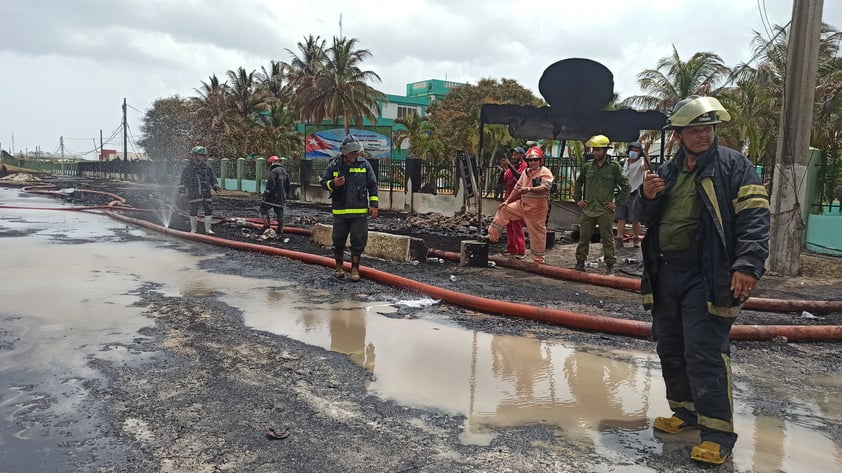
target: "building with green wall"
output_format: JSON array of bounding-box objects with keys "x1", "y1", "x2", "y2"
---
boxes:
[{"x1": 297, "y1": 79, "x2": 466, "y2": 160}]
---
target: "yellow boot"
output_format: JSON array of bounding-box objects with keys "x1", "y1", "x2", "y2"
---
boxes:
[
  {"x1": 691, "y1": 441, "x2": 731, "y2": 465},
  {"x1": 653, "y1": 415, "x2": 697, "y2": 434},
  {"x1": 350, "y1": 255, "x2": 361, "y2": 282}
]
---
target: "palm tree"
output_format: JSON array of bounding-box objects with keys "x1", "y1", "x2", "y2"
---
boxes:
[
  {"x1": 192, "y1": 74, "x2": 231, "y2": 155},
  {"x1": 623, "y1": 45, "x2": 731, "y2": 112},
  {"x1": 285, "y1": 35, "x2": 327, "y2": 124},
  {"x1": 286, "y1": 34, "x2": 327, "y2": 78},
  {"x1": 727, "y1": 23, "x2": 842, "y2": 197},
  {"x1": 225, "y1": 67, "x2": 271, "y2": 156},
  {"x1": 226, "y1": 67, "x2": 270, "y2": 119},
  {"x1": 716, "y1": 77, "x2": 778, "y2": 163},
  {"x1": 256, "y1": 103, "x2": 301, "y2": 158},
  {"x1": 291, "y1": 36, "x2": 385, "y2": 132},
  {"x1": 393, "y1": 113, "x2": 434, "y2": 156},
  {"x1": 258, "y1": 60, "x2": 290, "y2": 103}
]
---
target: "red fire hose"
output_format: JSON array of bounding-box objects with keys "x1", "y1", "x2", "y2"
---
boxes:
[{"x1": 104, "y1": 211, "x2": 842, "y2": 342}]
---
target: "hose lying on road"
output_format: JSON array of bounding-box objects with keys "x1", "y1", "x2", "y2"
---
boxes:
[
  {"x1": 5, "y1": 185, "x2": 841, "y2": 341},
  {"x1": 427, "y1": 249, "x2": 842, "y2": 315},
  {"x1": 104, "y1": 211, "x2": 842, "y2": 342}
]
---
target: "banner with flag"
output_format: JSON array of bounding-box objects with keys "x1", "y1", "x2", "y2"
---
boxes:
[{"x1": 304, "y1": 125, "x2": 392, "y2": 159}]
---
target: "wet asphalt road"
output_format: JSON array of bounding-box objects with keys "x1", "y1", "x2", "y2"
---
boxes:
[{"x1": 1, "y1": 182, "x2": 840, "y2": 472}]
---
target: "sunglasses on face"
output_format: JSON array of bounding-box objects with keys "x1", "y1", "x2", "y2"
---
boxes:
[{"x1": 524, "y1": 158, "x2": 541, "y2": 162}]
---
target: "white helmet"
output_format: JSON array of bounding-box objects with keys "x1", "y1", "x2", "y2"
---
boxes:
[{"x1": 340, "y1": 134, "x2": 364, "y2": 155}]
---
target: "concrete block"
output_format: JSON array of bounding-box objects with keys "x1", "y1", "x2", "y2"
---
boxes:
[{"x1": 311, "y1": 223, "x2": 428, "y2": 263}]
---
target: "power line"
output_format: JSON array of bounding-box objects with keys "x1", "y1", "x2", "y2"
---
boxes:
[{"x1": 126, "y1": 103, "x2": 143, "y2": 114}]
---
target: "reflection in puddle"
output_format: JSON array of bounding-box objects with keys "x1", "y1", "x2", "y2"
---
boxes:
[{"x1": 234, "y1": 291, "x2": 841, "y2": 472}]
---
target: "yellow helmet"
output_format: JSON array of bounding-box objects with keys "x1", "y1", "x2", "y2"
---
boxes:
[
  {"x1": 668, "y1": 95, "x2": 731, "y2": 128},
  {"x1": 585, "y1": 135, "x2": 611, "y2": 148}
]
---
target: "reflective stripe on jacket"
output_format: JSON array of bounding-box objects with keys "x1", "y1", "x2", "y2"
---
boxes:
[
  {"x1": 634, "y1": 139, "x2": 770, "y2": 316},
  {"x1": 320, "y1": 156, "x2": 379, "y2": 215}
]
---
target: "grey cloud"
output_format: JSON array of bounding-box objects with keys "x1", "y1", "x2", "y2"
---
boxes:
[{"x1": 1, "y1": 0, "x2": 285, "y2": 66}]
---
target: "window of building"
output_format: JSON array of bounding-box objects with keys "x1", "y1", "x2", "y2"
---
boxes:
[{"x1": 397, "y1": 106, "x2": 418, "y2": 119}]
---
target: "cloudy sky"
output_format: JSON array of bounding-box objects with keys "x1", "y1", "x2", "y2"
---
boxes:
[{"x1": 1, "y1": 0, "x2": 840, "y2": 158}]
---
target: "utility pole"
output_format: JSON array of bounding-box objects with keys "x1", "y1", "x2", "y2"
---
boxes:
[
  {"x1": 60, "y1": 136, "x2": 65, "y2": 159},
  {"x1": 768, "y1": 0, "x2": 824, "y2": 276},
  {"x1": 123, "y1": 97, "x2": 127, "y2": 161},
  {"x1": 100, "y1": 129, "x2": 104, "y2": 160}
]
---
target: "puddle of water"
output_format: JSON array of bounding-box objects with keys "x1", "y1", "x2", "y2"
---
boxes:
[
  {"x1": 2, "y1": 187, "x2": 839, "y2": 472},
  {"x1": 228, "y1": 291, "x2": 841, "y2": 471}
]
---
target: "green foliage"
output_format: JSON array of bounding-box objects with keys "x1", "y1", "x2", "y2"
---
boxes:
[
  {"x1": 288, "y1": 36, "x2": 385, "y2": 133},
  {"x1": 138, "y1": 96, "x2": 197, "y2": 160},
  {"x1": 426, "y1": 78, "x2": 541, "y2": 162}
]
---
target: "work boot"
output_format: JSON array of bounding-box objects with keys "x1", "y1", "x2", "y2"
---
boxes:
[
  {"x1": 614, "y1": 236, "x2": 625, "y2": 248},
  {"x1": 691, "y1": 441, "x2": 732, "y2": 465},
  {"x1": 605, "y1": 265, "x2": 614, "y2": 275},
  {"x1": 334, "y1": 251, "x2": 345, "y2": 279},
  {"x1": 574, "y1": 260, "x2": 586, "y2": 272},
  {"x1": 204, "y1": 216, "x2": 215, "y2": 234},
  {"x1": 189, "y1": 216, "x2": 198, "y2": 233},
  {"x1": 350, "y1": 255, "x2": 361, "y2": 282},
  {"x1": 262, "y1": 215, "x2": 271, "y2": 230},
  {"x1": 653, "y1": 415, "x2": 697, "y2": 434},
  {"x1": 633, "y1": 236, "x2": 641, "y2": 248}
]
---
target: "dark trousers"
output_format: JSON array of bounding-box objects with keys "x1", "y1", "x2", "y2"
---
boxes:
[
  {"x1": 332, "y1": 216, "x2": 368, "y2": 256},
  {"x1": 653, "y1": 251, "x2": 737, "y2": 448},
  {"x1": 260, "y1": 202, "x2": 284, "y2": 228},
  {"x1": 188, "y1": 197, "x2": 213, "y2": 216}
]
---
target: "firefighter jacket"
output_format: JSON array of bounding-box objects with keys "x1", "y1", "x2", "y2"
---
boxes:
[
  {"x1": 263, "y1": 162, "x2": 290, "y2": 205},
  {"x1": 320, "y1": 156, "x2": 379, "y2": 216},
  {"x1": 633, "y1": 138, "x2": 770, "y2": 317},
  {"x1": 179, "y1": 162, "x2": 219, "y2": 200}
]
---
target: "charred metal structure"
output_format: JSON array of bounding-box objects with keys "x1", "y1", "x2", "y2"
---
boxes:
[{"x1": 480, "y1": 58, "x2": 667, "y2": 142}]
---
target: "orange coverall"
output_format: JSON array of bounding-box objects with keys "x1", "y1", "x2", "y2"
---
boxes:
[{"x1": 487, "y1": 165, "x2": 554, "y2": 263}]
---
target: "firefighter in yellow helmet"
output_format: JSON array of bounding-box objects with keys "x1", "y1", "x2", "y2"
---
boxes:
[
  {"x1": 635, "y1": 95, "x2": 770, "y2": 465},
  {"x1": 573, "y1": 135, "x2": 630, "y2": 274}
]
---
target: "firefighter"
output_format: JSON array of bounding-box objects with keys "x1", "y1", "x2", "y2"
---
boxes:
[
  {"x1": 635, "y1": 95, "x2": 770, "y2": 465},
  {"x1": 260, "y1": 155, "x2": 290, "y2": 235},
  {"x1": 320, "y1": 134, "x2": 379, "y2": 282},
  {"x1": 178, "y1": 146, "x2": 220, "y2": 234}
]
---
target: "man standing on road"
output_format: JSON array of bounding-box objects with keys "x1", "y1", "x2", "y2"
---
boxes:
[
  {"x1": 501, "y1": 146, "x2": 529, "y2": 257},
  {"x1": 178, "y1": 146, "x2": 220, "y2": 234},
  {"x1": 260, "y1": 155, "x2": 290, "y2": 237},
  {"x1": 635, "y1": 95, "x2": 770, "y2": 465},
  {"x1": 572, "y1": 135, "x2": 630, "y2": 274},
  {"x1": 615, "y1": 141, "x2": 649, "y2": 248},
  {"x1": 321, "y1": 134, "x2": 379, "y2": 282}
]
